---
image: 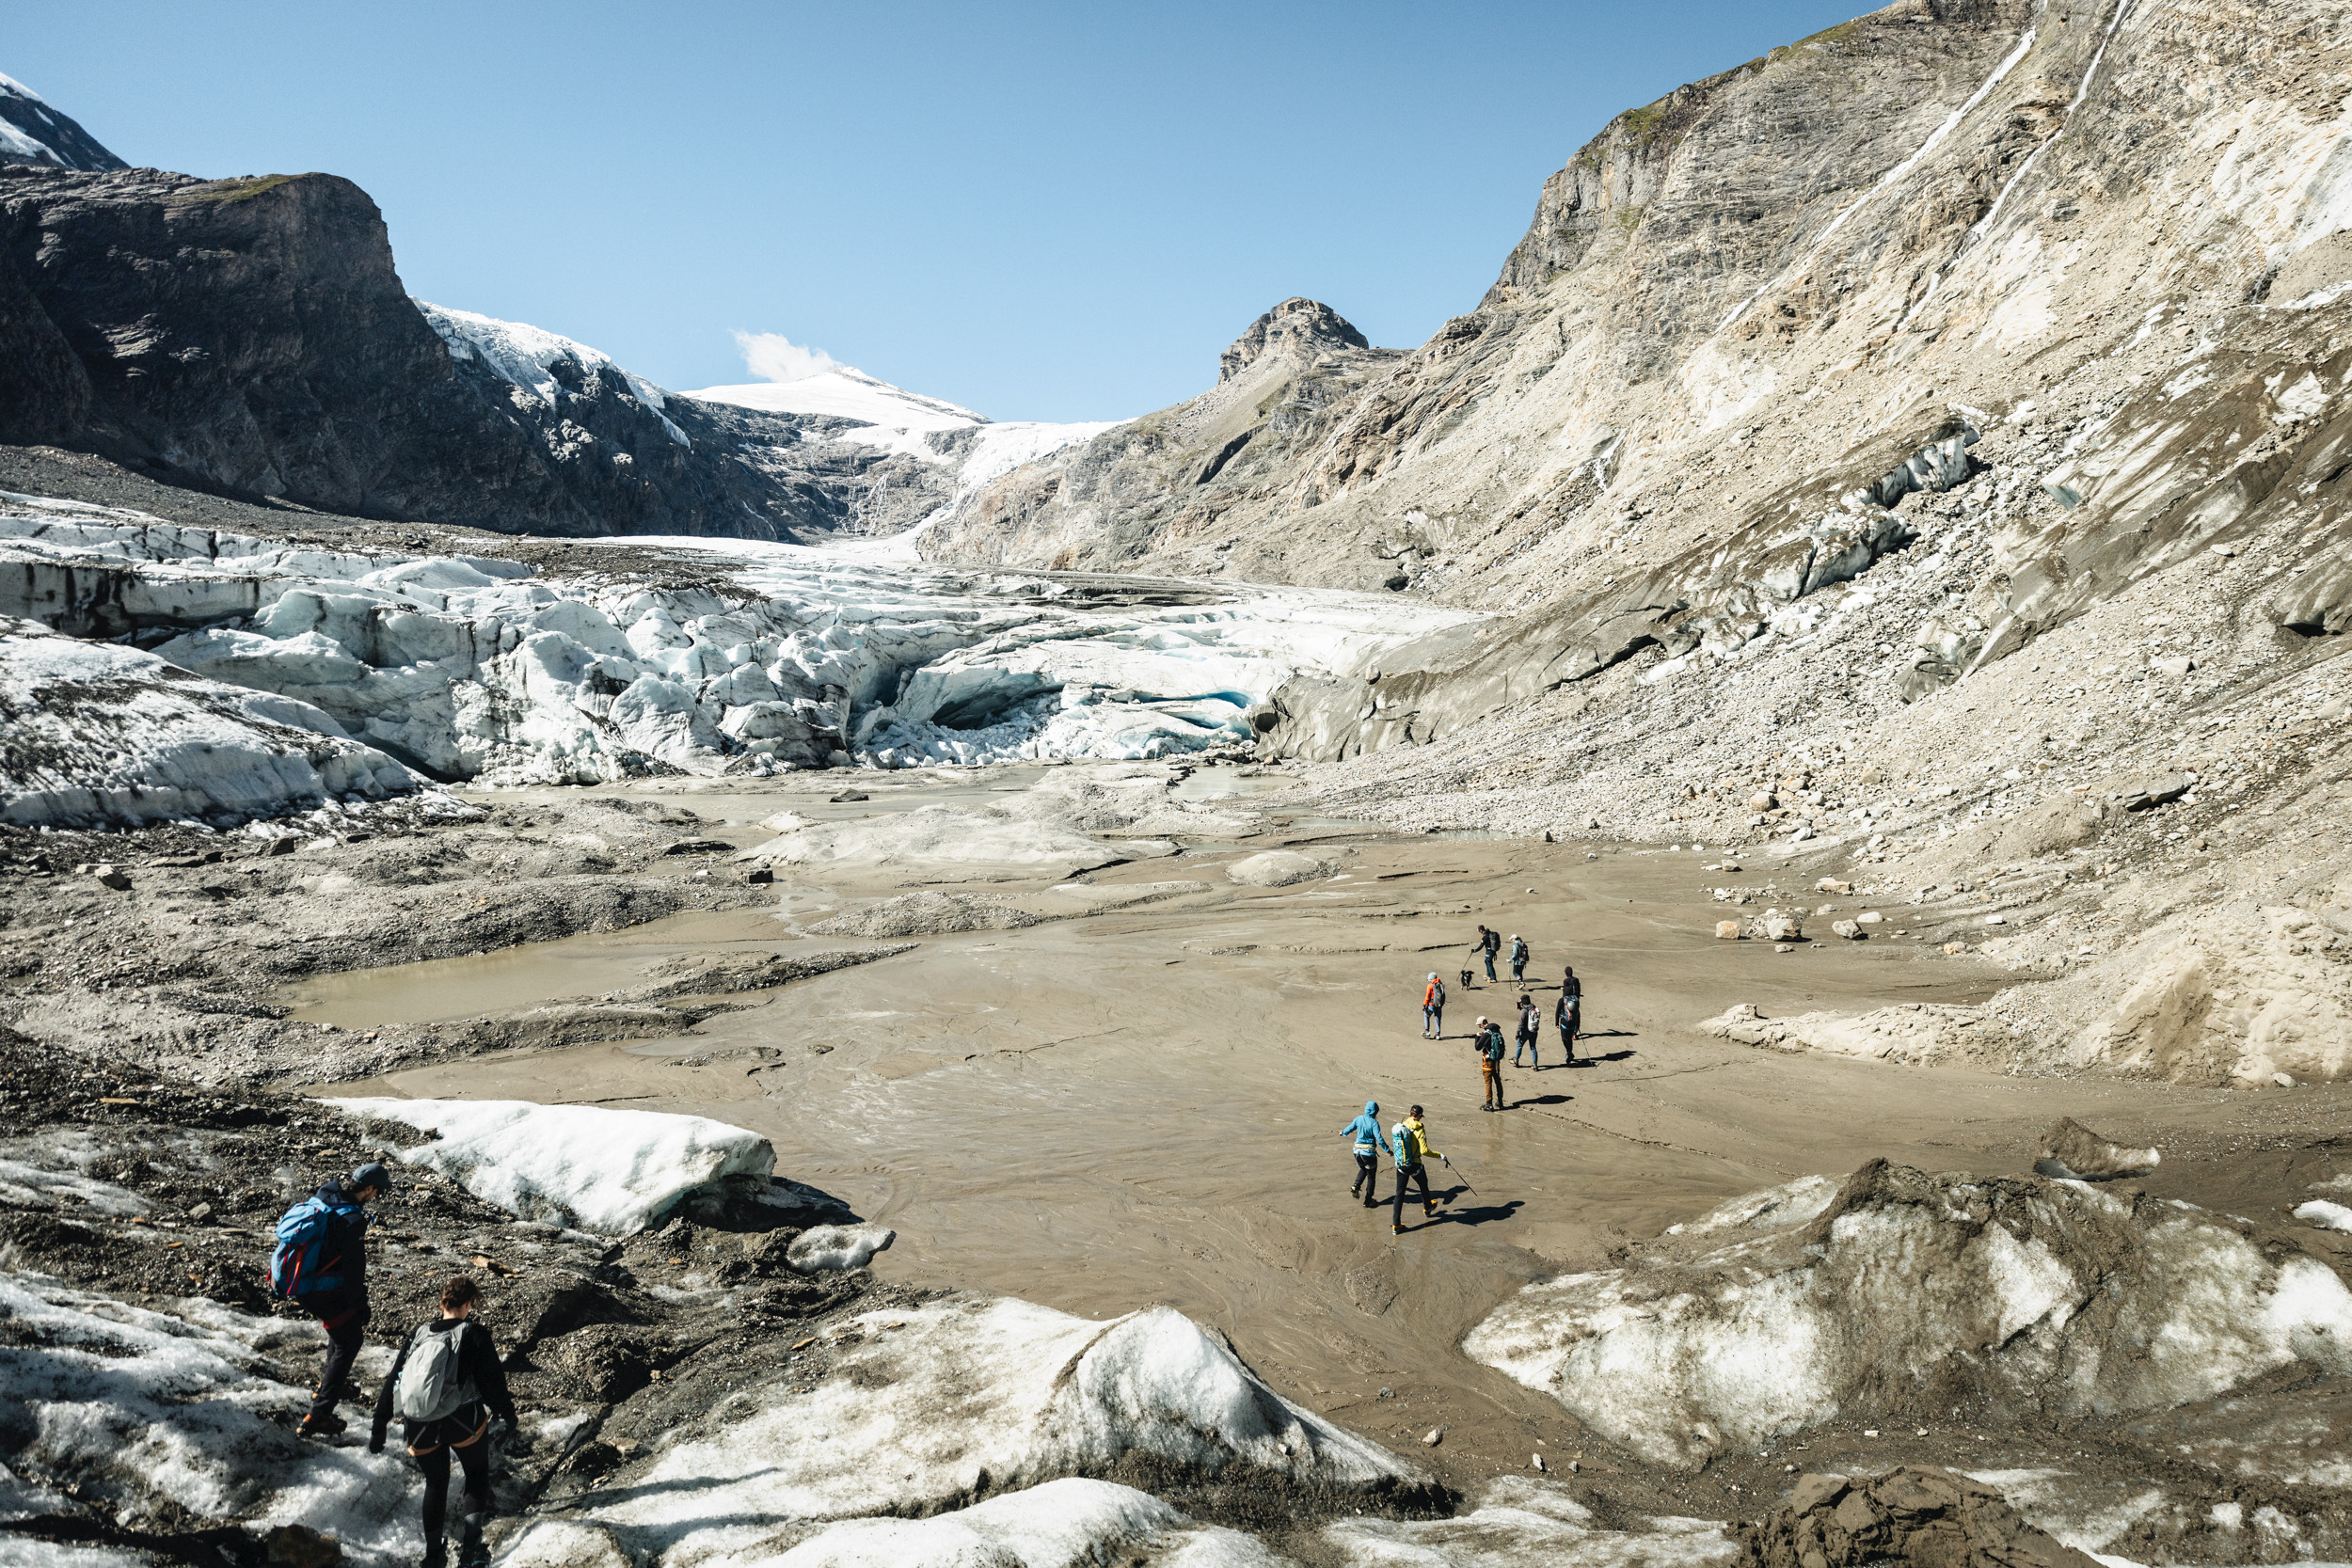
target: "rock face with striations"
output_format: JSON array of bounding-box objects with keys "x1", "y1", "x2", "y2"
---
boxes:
[
  {"x1": 1741, "y1": 1468, "x2": 2101, "y2": 1568},
  {"x1": 0, "y1": 166, "x2": 953, "y2": 539},
  {"x1": 1218, "y1": 296, "x2": 1370, "y2": 383},
  {"x1": 914, "y1": 297, "x2": 1399, "y2": 574},
  {"x1": 925, "y1": 0, "x2": 2352, "y2": 760}
]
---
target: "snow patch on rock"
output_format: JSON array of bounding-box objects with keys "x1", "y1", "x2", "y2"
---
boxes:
[
  {"x1": 417, "y1": 301, "x2": 689, "y2": 447},
  {"x1": 323, "y1": 1098, "x2": 774, "y2": 1236},
  {"x1": 786, "y1": 1224, "x2": 896, "y2": 1275}
]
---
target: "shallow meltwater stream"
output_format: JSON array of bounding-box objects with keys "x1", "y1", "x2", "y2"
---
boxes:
[{"x1": 307, "y1": 775, "x2": 2206, "y2": 1482}]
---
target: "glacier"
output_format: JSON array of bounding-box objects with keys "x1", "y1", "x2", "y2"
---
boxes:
[{"x1": 0, "y1": 493, "x2": 1478, "y2": 821}]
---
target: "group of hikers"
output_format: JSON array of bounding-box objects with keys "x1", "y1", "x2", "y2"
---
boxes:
[
  {"x1": 1343, "y1": 1100, "x2": 1454, "y2": 1235},
  {"x1": 274, "y1": 1164, "x2": 514, "y2": 1568},
  {"x1": 1420, "y1": 925, "x2": 1583, "y2": 1108},
  {"x1": 1361, "y1": 927, "x2": 1594, "y2": 1232}
]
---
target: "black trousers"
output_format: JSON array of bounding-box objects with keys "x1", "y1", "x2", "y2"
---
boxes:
[
  {"x1": 417, "y1": 1427, "x2": 491, "y2": 1556},
  {"x1": 1352, "y1": 1151, "x2": 1380, "y2": 1200},
  {"x1": 309, "y1": 1307, "x2": 367, "y2": 1421},
  {"x1": 1391, "y1": 1162, "x2": 1431, "y2": 1227}
]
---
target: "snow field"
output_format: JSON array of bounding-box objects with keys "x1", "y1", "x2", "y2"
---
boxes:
[
  {"x1": 508, "y1": 1294, "x2": 1422, "y2": 1566},
  {"x1": 1464, "y1": 1168, "x2": 2352, "y2": 1467},
  {"x1": 0, "y1": 1273, "x2": 421, "y2": 1562},
  {"x1": 322, "y1": 1099, "x2": 773, "y2": 1236}
]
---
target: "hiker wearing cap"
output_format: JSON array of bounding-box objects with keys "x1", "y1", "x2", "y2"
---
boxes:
[
  {"x1": 271, "y1": 1161, "x2": 393, "y2": 1438},
  {"x1": 1390, "y1": 1105, "x2": 1443, "y2": 1234},
  {"x1": 1473, "y1": 1016, "x2": 1507, "y2": 1110},
  {"x1": 371, "y1": 1275, "x2": 517, "y2": 1568},
  {"x1": 1421, "y1": 973, "x2": 1445, "y2": 1039},
  {"x1": 1557, "y1": 965, "x2": 1583, "y2": 1063},
  {"x1": 1341, "y1": 1101, "x2": 1391, "y2": 1207}
]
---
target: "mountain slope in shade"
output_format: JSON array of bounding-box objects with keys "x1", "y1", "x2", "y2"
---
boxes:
[{"x1": 0, "y1": 72, "x2": 125, "y2": 171}]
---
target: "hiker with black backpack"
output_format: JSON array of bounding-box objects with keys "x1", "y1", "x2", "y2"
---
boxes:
[
  {"x1": 1557, "y1": 965, "x2": 1583, "y2": 1063},
  {"x1": 371, "y1": 1275, "x2": 517, "y2": 1568},
  {"x1": 271, "y1": 1162, "x2": 392, "y2": 1439},
  {"x1": 1509, "y1": 933, "x2": 1530, "y2": 983}
]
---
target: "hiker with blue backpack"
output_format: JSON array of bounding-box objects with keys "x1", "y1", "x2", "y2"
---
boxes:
[
  {"x1": 272, "y1": 1162, "x2": 392, "y2": 1439},
  {"x1": 370, "y1": 1275, "x2": 517, "y2": 1568}
]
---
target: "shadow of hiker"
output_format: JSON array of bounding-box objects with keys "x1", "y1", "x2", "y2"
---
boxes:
[
  {"x1": 1438, "y1": 1197, "x2": 1523, "y2": 1227},
  {"x1": 1513, "y1": 1094, "x2": 1572, "y2": 1107}
]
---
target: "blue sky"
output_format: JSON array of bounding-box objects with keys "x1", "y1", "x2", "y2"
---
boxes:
[{"x1": 12, "y1": 1, "x2": 1865, "y2": 421}]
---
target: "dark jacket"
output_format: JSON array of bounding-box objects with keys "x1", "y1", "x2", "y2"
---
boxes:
[
  {"x1": 371, "y1": 1317, "x2": 516, "y2": 1451},
  {"x1": 1475, "y1": 1023, "x2": 1506, "y2": 1062}
]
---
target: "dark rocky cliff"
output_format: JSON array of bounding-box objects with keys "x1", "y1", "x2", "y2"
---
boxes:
[{"x1": 0, "y1": 166, "x2": 942, "y2": 538}]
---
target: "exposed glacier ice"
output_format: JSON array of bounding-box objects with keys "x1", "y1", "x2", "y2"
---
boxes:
[
  {"x1": 1324, "y1": 1477, "x2": 1738, "y2": 1568},
  {"x1": 0, "y1": 498, "x2": 1475, "y2": 807},
  {"x1": 503, "y1": 1293, "x2": 1422, "y2": 1565},
  {"x1": 0, "y1": 1272, "x2": 421, "y2": 1561},
  {"x1": 321, "y1": 1098, "x2": 775, "y2": 1236},
  {"x1": 1463, "y1": 1162, "x2": 2352, "y2": 1469},
  {"x1": 0, "y1": 621, "x2": 426, "y2": 829}
]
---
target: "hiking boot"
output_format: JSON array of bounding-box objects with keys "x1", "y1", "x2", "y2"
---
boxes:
[
  {"x1": 420, "y1": 1540, "x2": 447, "y2": 1568},
  {"x1": 1391, "y1": 1225, "x2": 1405, "y2": 1235},
  {"x1": 299, "y1": 1410, "x2": 346, "y2": 1438},
  {"x1": 1424, "y1": 1201, "x2": 1438, "y2": 1215}
]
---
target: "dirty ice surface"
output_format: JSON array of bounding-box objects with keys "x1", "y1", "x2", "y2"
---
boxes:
[
  {"x1": 0, "y1": 500, "x2": 1480, "y2": 817},
  {"x1": 0, "y1": 623, "x2": 427, "y2": 830},
  {"x1": 0, "y1": 1273, "x2": 421, "y2": 1562},
  {"x1": 502, "y1": 1294, "x2": 1422, "y2": 1566},
  {"x1": 321, "y1": 1099, "x2": 774, "y2": 1236},
  {"x1": 1465, "y1": 1164, "x2": 2352, "y2": 1468}
]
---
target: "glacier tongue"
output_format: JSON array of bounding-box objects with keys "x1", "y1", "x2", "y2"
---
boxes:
[{"x1": 0, "y1": 498, "x2": 1479, "y2": 806}]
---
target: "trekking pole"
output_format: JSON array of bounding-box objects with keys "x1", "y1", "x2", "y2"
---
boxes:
[{"x1": 1439, "y1": 1154, "x2": 1479, "y2": 1196}]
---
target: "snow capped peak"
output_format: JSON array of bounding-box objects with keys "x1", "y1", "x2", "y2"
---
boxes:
[
  {"x1": 414, "y1": 299, "x2": 689, "y2": 447},
  {"x1": 0, "y1": 70, "x2": 127, "y2": 171},
  {"x1": 687, "y1": 341, "x2": 1125, "y2": 508},
  {"x1": 688, "y1": 361, "x2": 986, "y2": 433}
]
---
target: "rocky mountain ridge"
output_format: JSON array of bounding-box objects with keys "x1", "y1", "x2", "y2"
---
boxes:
[
  {"x1": 907, "y1": 0, "x2": 2352, "y2": 1091},
  {"x1": 0, "y1": 164, "x2": 977, "y2": 542}
]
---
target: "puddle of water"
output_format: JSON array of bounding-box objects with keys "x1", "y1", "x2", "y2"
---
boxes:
[
  {"x1": 1169, "y1": 768, "x2": 1300, "y2": 802},
  {"x1": 281, "y1": 905, "x2": 803, "y2": 1028}
]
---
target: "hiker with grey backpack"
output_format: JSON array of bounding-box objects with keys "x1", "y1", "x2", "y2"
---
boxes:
[{"x1": 370, "y1": 1275, "x2": 517, "y2": 1568}]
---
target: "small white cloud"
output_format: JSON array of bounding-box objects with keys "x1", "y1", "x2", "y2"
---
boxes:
[{"x1": 734, "y1": 330, "x2": 840, "y2": 385}]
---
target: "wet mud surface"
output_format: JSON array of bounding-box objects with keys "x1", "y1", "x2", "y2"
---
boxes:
[{"x1": 280, "y1": 769, "x2": 2352, "y2": 1527}]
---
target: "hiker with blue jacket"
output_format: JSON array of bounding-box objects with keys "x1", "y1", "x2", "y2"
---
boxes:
[
  {"x1": 1341, "y1": 1100, "x2": 1391, "y2": 1207},
  {"x1": 371, "y1": 1275, "x2": 517, "y2": 1568},
  {"x1": 272, "y1": 1161, "x2": 392, "y2": 1439}
]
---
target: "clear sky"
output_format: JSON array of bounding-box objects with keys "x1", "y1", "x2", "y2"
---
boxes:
[{"x1": 10, "y1": 1, "x2": 1865, "y2": 421}]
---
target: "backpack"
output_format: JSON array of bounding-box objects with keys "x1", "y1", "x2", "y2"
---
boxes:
[
  {"x1": 1513, "y1": 939, "x2": 1529, "y2": 962},
  {"x1": 395, "y1": 1323, "x2": 478, "y2": 1422},
  {"x1": 269, "y1": 1196, "x2": 354, "y2": 1302}
]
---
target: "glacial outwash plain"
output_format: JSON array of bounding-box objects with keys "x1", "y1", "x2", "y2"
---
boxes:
[{"x1": 4, "y1": 4, "x2": 2352, "y2": 1565}]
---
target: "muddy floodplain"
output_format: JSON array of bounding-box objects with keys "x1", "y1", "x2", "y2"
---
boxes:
[{"x1": 267, "y1": 766, "x2": 2351, "y2": 1513}]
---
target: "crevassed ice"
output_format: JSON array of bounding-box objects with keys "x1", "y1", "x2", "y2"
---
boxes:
[{"x1": 0, "y1": 505, "x2": 1479, "y2": 789}]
